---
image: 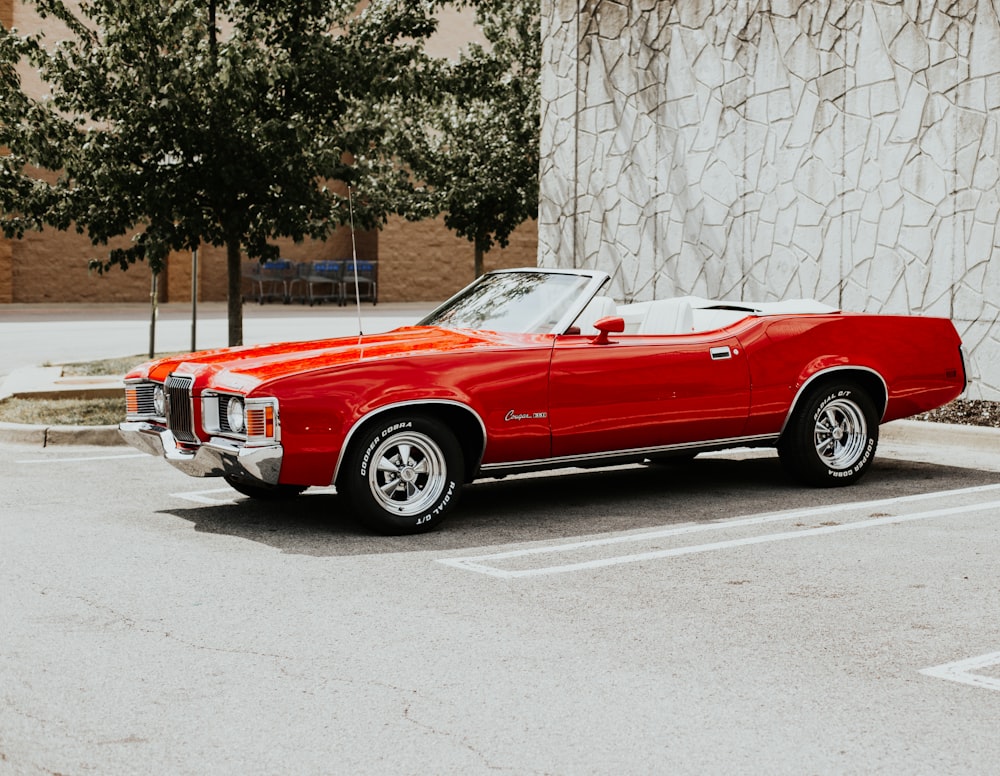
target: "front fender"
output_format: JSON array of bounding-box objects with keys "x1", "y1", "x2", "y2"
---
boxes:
[{"x1": 332, "y1": 399, "x2": 488, "y2": 486}]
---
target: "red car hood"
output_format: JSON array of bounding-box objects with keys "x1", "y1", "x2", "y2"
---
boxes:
[{"x1": 130, "y1": 326, "x2": 549, "y2": 394}]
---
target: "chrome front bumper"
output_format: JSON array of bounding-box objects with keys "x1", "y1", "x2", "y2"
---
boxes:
[{"x1": 119, "y1": 422, "x2": 282, "y2": 485}]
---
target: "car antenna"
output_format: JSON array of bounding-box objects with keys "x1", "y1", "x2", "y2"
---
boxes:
[{"x1": 348, "y1": 186, "x2": 363, "y2": 338}]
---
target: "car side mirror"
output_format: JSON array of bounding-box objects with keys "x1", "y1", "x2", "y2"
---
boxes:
[{"x1": 592, "y1": 316, "x2": 625, "y2": 345}]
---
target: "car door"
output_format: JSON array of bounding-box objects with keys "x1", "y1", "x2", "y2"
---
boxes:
[{"x1": 547, "y1": 332, "x2": 752, "y2": 457}]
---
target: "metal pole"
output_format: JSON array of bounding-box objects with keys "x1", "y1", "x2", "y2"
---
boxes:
[
  {"x1": 191, "y1": 248, "x2": 198, "y2": 351},
  {"x1": 348, "y1": 187, "x2": 363, "y2": 336},
  {"x1": 149, "y1": 269, "x2": 158, "y2": 358}
]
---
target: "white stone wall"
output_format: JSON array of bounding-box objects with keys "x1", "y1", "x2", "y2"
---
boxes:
[{"x1": 540, "y1": 0, "x2": 1000, "y2": 399}]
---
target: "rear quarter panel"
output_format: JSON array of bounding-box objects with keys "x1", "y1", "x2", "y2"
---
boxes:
[{"x1": 741, "y1": 314, "x2": 964, "y2": 435}]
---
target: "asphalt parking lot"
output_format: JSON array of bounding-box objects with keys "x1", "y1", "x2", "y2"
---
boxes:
[
  {"x1": 2, "y1": 304, "x2": 999, "y2": 773},
  {"x1": 2, "y1": 436, "x2": 999, "y2": 775}
]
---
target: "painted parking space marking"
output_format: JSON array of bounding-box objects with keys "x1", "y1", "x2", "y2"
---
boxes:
[
  {"x1": 920, "y1": 651, "x2": 1000, "y2": 692},
  {"x1": 16, "y1": 452, "x2": 148, "y2": 464},
  {"x1": 169, "y1": 484, "x2": 338, "y2": 505},
  {"x1": 170, "y1": 488, "x2": 237, "y2": 505},
  {"x1": 438, "y1": 483, "x2": 1000, "y2": 579}
]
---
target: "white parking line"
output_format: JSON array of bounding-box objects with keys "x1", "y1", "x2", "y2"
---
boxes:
[
  {"x1": 438, "y1": 484, "x2": 1000, "y2": 578},
  {"x1": 169, "y1": 484, "x2": 338, "y2": 505},
  {"x1": 170, "y1": 488, "x2": 237, "y2": 505},
  {"x1": 920, "y1": 652, "x2": 1000, "y2": 692},
  {"x1": 16, "y1": 453, "x2": 148, "y2": 464}
]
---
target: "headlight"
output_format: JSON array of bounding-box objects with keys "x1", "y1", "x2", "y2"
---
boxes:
[
  {"x1": 227, "y1": 397, "x2": 246, "y2": 433},
  {"x1": 153, "y1": 385, "x2": 166, "y2": 416}
]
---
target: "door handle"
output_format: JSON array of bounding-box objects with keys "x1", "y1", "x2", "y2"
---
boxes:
[{"x1": 710, "y1": 346, "x2": 732, "y2": 360}]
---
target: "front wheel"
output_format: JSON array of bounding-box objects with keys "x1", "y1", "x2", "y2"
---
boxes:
[
  {"x1": 342, "y1": 414, "x2": 464, "y2": 534},
  {"x1": 779, "y1": 381, "x2": 879, "y2": 487}
]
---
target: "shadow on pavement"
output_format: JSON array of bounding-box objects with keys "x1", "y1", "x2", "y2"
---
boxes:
[{"x1": 155, "y1": 455, "x2": 997, "y2": 557}]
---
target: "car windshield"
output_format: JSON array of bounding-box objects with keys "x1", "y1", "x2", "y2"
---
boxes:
[{"x1": 419, "y1": 271, "x2": 596, "y2": 334}]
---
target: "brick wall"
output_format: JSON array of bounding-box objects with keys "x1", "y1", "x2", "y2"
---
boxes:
[
  {"x1": 162, "y1": 227, "x2": 377, "y2": 303},
  {"x1": 160, "y1": 216, "x2": 537, "y2": 304},
  {"x1": 378, "y1": 215, "x2": 538, "y2": 302},
  {"x1": 2, "y1": 215, "x2": 537, "y2": 304},
  {"x1": 0, "y1": 237, "x2": 11, "y2": 304},
  {"x1": 11, "y1": 229, "x2": 152, "y2": 303}
]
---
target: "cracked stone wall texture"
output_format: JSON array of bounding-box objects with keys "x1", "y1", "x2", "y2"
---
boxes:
[{"x1": 540, "y1": 0, "x2": 1000, "y2": 399}]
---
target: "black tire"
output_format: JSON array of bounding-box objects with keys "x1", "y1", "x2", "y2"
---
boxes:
[
  {"x1": 779, "y1": 381, "x2": 879, "y2": 487},
  {"x1": 224, "y1": 475, "x2": 308, "y2": 500},
  {"x1": 342, "y1": 414, "x2": 464, "y2": 534}
]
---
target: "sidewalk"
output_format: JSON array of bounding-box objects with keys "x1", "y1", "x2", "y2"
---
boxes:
[
  {"x1": 876, "y1": 418, "x2": 1000, "y2": 472},
  {"x1": 0, "y1": 301, "x2": 435, "y2": 379}
]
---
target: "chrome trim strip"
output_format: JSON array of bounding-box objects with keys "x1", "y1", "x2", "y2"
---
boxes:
[
  {"x1": 959, "y1": 344, "x2": 976, "y2": 396},
  {"x1": 198, "y1": 393, "x2": 281, "y2": 443},
  {"x1": 201, "y1": 393, "x2": 224, "y2": 433},
  {"x1": 490, "y1": 267, "x2": 609, "y2": 279},
  {"x1": 332, "y1": 399, "x2": 488, "y2": 485},
  {"x1": 478, "y1": 433, "x2": 779, "y2": 476},
  {"x1": 549, "y1": 273, "x2": 615, "y2": 336},
  {"x1": 779, "y1": 366, "x2": 889, "y2": 435}
]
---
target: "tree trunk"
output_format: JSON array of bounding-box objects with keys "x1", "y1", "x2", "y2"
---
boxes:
[
  {"x1": 474, "y1": 243, "x2": 484, "y2": 278},
  {"x1": 226, "y1": 240, "x2": 243, "y2": 346}
]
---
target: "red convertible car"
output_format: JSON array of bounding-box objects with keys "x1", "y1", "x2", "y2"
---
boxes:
[{"x1": 120, "y1": 267, "x2": 968, "y2": 533}]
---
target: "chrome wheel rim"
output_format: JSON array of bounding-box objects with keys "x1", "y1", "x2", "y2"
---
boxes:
[
  {"x1": 368, "y1": 431, "x2": 447, "y2": 516},
  {"x1": 813, "y1": 398, "x2": 868, "y2": 470}
]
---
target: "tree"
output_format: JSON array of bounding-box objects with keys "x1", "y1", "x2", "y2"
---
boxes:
[
  {"x1": 0, "y1": 0, "x2": 438, "y2": 345},
  {"x1": 388, "y1": 0, "x2": 540, "y2": 278}
]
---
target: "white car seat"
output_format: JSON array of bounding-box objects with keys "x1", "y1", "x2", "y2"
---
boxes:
[{"x1": 637, "y1": 298, "x2": 695, "y2": 334}]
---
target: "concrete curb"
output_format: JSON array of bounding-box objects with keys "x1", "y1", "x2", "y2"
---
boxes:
[
  {"x1": 7, "y1": 386, "x2": 123, "y2": 400},
  {"x1": 0, "y1": 421, "x2": 122, "y2": 447},
  {"x1": 880, "y1": 418, "x2": 1000, "y2": 453},
  {"x1": 0, "y1": 365, "x2": 125, "y2": 446},
  {"x1": 0, "y1": 421, "x2": 47, "y2": 445}
]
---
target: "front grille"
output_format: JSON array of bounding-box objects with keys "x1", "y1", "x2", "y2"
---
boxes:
[
  {"x1": 126, "y1": 383, "x2": 157, "y2": 416},
  {"x1": 165, "y1": 374, "x2": 198, "y2": 442},
  {"x1": 218, "y1": 395, "x2": 235, "y2": 434}
]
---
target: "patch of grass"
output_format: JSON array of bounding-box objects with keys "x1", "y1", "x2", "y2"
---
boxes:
[
  {"x1": 0, "y1": 397, "x2": 125, "y2": 426},
  {"x1": 6, "y1": 353, "x2": 181, "y2": 427}
]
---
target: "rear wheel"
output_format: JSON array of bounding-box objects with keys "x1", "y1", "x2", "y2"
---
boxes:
[
  {"x1": 342, "y1": 414, "x2": 464, "y2": 534},
  {"x1": 779, "y1": 381, "x2": 879, "y2": 487}
]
